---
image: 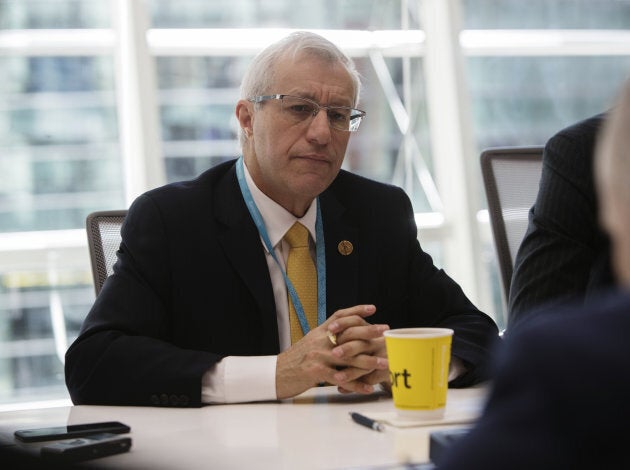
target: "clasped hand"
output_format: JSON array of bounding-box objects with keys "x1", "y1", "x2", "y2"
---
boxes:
[{"x1": 276, "y1": 304, "x2": 390, "y2": 399}]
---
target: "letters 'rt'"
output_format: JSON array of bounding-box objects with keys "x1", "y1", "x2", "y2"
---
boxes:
[{"x1": 390, "y1": 369, "x2": 412, "y2": 389}]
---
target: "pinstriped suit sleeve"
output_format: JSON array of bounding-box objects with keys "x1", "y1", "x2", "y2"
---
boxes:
[{"x1": 508, "y1": 114, "x2": 613, "y2": 325}]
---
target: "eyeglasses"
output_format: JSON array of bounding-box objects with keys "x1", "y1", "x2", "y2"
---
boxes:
[{"x1": 249, "y1": 94, "x2": 366, "y2": 132}]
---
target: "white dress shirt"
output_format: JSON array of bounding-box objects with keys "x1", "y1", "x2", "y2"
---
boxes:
[{"x1": 201, "y1": 162, "x2": 317, "y2": 403}]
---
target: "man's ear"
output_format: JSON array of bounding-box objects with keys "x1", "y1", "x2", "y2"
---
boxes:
[{"x1": 236, "y1": 99, "x2": 253, "y2": 137}]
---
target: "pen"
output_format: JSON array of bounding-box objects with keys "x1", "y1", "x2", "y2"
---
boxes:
[{"x1": 349, "y1": 412, "x2": 385, "y2": 432}]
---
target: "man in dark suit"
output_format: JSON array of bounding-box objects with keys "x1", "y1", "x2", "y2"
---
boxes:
[
  {"x1": 65, "y1": 31, "x2": 497, "y2": 407},
  {"x1": 508, "y1": 113, "x2": 614, "y2": 324},
  {"x1": 436, "y1": 81, "x2": 630, "y2": 470}
]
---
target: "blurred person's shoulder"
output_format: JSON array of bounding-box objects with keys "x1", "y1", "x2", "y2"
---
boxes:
[
  {"x1": 506, "y1": 288, "x2": 630, "y2": 355},
  {"x1": 554, "y1": 113, "x2": 606, "y2": 143},
  {"x1": 545, "y1": 113, "x2": 606, "y2": 169}
]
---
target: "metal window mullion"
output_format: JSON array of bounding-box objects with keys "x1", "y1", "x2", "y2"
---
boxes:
[
  {"x1": 112, "y1": 0, "x2": 165, "y2": 205},
  {"x1": 420, "y1": 0, "x2": 492, "y2": 313}
]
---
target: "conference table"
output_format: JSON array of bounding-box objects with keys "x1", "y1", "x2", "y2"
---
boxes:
[{"x1": 0, "y1": 386, "x2": 487, "y2": 469}]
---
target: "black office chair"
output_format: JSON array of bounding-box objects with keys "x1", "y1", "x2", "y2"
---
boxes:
[
  {"x1": 86, "y1": 210, "x2": 127, "y2": 295},
  {"x1": 480, "y1": 146, "x2": 544, "y2": 307}
]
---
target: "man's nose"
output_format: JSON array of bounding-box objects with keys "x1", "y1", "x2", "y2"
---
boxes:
[{"x1": 306, "y1": 109, "x2": 332, "y2": 144}]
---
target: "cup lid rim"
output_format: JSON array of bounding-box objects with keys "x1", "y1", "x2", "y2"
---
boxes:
[{"x1": 383, "y1": 327, "x2": 454, "y2": 338}]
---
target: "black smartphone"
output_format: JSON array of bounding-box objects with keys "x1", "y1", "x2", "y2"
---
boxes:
[
  {"x1": 40, "y1": 432, "x2": 132, "y2": 463},
  {"x1": 14, "y1": 421, "x2": 130, "y2": 443}
]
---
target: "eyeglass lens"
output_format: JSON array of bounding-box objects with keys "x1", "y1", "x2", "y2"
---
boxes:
[{"x1": 280, "y1": 96, "x2": 362, "y2": 131}]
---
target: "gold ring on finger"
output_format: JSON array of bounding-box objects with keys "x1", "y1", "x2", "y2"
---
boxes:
[{"x1": 326, "y1": 331, "x2": 338, "y2": 346}]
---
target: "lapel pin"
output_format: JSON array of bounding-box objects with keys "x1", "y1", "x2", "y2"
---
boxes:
[{"x1": 337, "y1": 240, "x2": 353, "y2": 256}]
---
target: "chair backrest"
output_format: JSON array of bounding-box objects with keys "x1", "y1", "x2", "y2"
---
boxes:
[
  {"x1": 86, "y1": 210, "x2": 127, "y2": 295},
  {"x1": 480, "y1": 146, "x2": 544, "y2": 303}
]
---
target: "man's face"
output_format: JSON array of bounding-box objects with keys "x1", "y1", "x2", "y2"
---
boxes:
[{"x1": 237, "y1": 52, "x2": 356, "y2": 216}]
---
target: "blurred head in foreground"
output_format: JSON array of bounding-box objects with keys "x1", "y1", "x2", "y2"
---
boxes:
[{"x1": 596, "y1": 79, "x2": 630, "y2": 288}]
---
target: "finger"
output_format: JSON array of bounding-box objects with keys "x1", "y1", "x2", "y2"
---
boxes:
[
  {"x1": 334, "y1": 323, "x2": 389, "y2": 345},
  {"x1": 337, "y1": 370, "x2": 390, "y2": 395},
  {"x1": 334, "y1": 378, "x2": 375, "y2": 394},
  {"x1": 332, "y1": 336, "x2": 386, "y2": 358},
  {"x1": 332, "y1": 349, "x2": 388, "y2": 371},
  {"x1": 327, "y1": 304, "x2": 376, "y2": 323},
  {"x1": 326, "y1": 312, "x2": 384, "y2": 333},
  {"x1": 331, "y1": 363, "x2": 377, "y2": 384},
  {"x1": 325, "y1": 317, "x2": 370, "y2": 344},
  {"x1": 327, "y1": 314, "x2": 371, "y2": 333},
  {"x1": 326, "y1": 310, "x2": 386, "y2": 343},
  {"x1": 358, "y1": 369, "x2": 390, "y2": 386}
]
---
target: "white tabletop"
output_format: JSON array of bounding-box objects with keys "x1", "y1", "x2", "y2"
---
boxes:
[{"x1": 0, "y1": 386, "x2": 487, "y2": 469}]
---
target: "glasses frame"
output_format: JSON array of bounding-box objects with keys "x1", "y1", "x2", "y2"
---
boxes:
[{"x1": 249, "y1": 94, "x2": 366, "y2": 132}]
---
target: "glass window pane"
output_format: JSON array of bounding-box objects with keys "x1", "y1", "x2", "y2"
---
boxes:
[
  {"x1": 1, "y1": 3, "x2": 118, "y2": 407},
  {"x1": 0, "y1": 0, "x2": 111, "y2": 29},
  {"x1": 0, "y1": 56, "x2": 123, "y2": 232},
  {"x1": 463, "y1": 0, "x2": 630, "y2": 29},
  {"x1": 0, "y1": 265, "x2": 92, "y2": 405},
  {"x1": 149, "y1": 0, "x2": 407, "y2": 29},
  {"x1": 468, "y1": 56, "x2": 630, "y2": 150},
  {"x1": 156, "y1": 56, "x2": 244, "y2": 183}
]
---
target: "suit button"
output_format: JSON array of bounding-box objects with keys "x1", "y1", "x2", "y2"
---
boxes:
[
  {"x1": 179, "y1": 395, "x2": 189, "y2": 406},
  {"x1": 169, "y1": 394, "x2": 179, "y2": 406},
  {"x1": 150, "y1": 394, "x2": 159, "y2": 405},
  {"x1": 160, "y1": 394, "x2": 169, "y2": 405}
]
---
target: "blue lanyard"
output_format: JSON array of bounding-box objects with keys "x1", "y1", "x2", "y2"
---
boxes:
[{"x1": 235, "y1": 157, "x2": 327, "y2": 335}]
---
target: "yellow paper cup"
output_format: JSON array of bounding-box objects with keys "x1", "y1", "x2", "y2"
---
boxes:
[{"x1": 384, "y1": 328, "x2": 453, "y2": 418}]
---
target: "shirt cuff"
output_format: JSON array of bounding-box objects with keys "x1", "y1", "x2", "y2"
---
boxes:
[{"x1": 201, "y1": 356, "x2": 278, "y2": 404}]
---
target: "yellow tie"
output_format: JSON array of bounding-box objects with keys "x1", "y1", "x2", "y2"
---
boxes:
[{"x1": 285, "y1": 222, "x2": 318, "y2": 344}]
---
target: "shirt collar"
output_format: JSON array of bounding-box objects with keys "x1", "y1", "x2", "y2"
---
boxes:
[{"x1": 243, "y1": 161, "x2": 317, "y2": 251}]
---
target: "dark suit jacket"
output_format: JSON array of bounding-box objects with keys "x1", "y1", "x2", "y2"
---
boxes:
[
  {"x1": 437, "y1": 290, "x2": 630, "y2": 470},
  {"x1": 65, "y1": 160, "x2": 498, "y2": 407},
  {"x1": 508, "y1": 114, "x2": 613, "y2": 325}
]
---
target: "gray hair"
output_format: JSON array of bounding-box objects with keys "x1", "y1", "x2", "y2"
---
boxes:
[{"x1": 240, "y1": 31, "x2": 361, "y2": 105}]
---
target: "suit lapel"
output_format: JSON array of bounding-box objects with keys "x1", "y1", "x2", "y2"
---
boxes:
[
  {"x1": 320, "y1": 189, "x2": 359, "y2": 317},
  {"x1": 213, "y1": 165, "x2": 280, "y2": 352},
  {"x1": 211, "y1": 164, "x2": 361, "y2": 342}
]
